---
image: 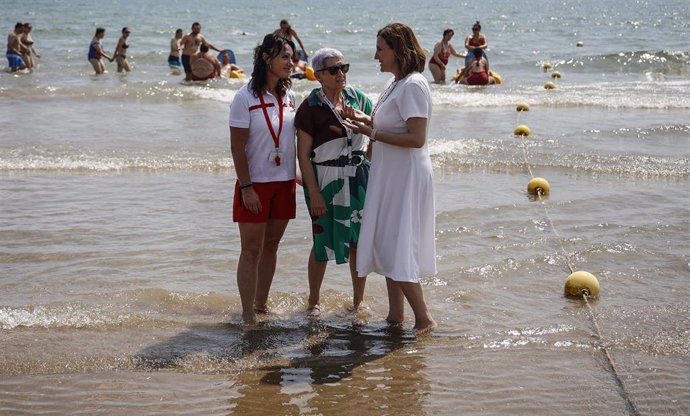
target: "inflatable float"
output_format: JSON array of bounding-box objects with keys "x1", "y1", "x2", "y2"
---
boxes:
[
  {"x1": 217, "y1": 49, "x2": 245, "y2": 78},
  {"x1": 290, "y1": 50, "x2": 317, "y2": 81}
]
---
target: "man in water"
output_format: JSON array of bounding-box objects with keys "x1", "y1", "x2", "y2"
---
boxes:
[
  {"x1": 190, "y1": 43, "x2": 221, "y2": 81},
  {"x1": 6, "y1": 22, "x2": 27, "y2": 72},
  {"x1": 180, "y1": 22, "x2": 221, "y2": 81},
  {"x1": 169, "y1": 28, "x2": 183, "y2": 71}
]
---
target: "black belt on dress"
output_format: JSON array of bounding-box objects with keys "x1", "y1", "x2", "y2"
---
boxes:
[{"x1": 313, "y1": 151, "x2": 365, "y2": 167}]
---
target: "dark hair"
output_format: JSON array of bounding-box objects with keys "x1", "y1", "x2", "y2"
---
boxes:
[
  {"x1": 95, "y1": 27, "x2": 105, "y2": 36},
  {"x1": 192, "y1": 22, "x2": 200, "y2": 29},
  {"x1": 175, "y1": 28, "x2": 183, "y2": 34},
  {"x1": 472, "y1": 21, "x2": 481, "y2": 31},
  {"x1": 250, "y1": 33, "x2": 295, "y2": 98},
  {"x1": 15, "y1": 22, "x2": 24, "y2": 29},
  {"x1": 280, "y1": 19, "x2": 289, "y2": 26},
  {"x1": 200, "y1": 43, "x2": 209, "y2": 53},
  {"x1": 474, "y1": 48, "x2": 483, "y2": 62},
  {"x1": 377, "y1": 23, "x2": 426, "y2": 77},
  {"x1": 443, "y1": 28, "x2": 454, "y2": 37},
  {"x1": 122, "y1": 27, "x2": 129, "y2": 34}
]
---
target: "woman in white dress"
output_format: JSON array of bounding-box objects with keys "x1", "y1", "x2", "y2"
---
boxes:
[{"x1": 343, "y1": 23, "x2": 436, "y2": 334}]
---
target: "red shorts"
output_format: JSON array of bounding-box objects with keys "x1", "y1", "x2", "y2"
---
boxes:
[{"x1": 233, "y1": 180, "x2": 296, "y2": 223}]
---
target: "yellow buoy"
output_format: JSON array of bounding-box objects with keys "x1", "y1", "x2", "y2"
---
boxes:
[
  {"x1": 514, "y1": 125, "x2": 531, "y2": 136},
  {"x1": 544, "y1": 81, "x2": 556, "y2": 90},
  {"x1": 230, "y1": 70, "x2": 245, "y2": 78},
  {"x1": 516, "y1": 102, "x2": 530, "y2": 112},
  {"x1": 577, "y1": 41, "x2": 584, "y2": 47},
  {"x1": 551, "y1": 71, "x2": 561, "y2": 79},
  {"x1": 542, "y1": 62, "x2": 553, "y2": 71},
  {"x1": 564, "y1": 271, "x2": 600, "y2": 298},
  {"x1": 527, "y1": 177, "x2": 550, "y2": 195},
  {"x1": 305, "y1": 66, "x2": 317, "y2": 81}
]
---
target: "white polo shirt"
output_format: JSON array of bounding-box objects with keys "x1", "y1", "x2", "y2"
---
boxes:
[{"x1": 228, "y1": 83, "x2": 297, "y2": 182}]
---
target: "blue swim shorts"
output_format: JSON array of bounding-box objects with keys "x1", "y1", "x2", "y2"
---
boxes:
[
  {"x1": 6, "y1": 50, "x2": 25, "y2": 69},
  {"x1": 168, "y1": 55, "x2": 181, "y2": 67}
]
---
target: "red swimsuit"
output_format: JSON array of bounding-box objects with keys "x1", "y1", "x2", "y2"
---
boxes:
[
  {"x1": 430, "y1": 45, "x2": 451, "y2": 67},
  {"x1": 466, "y1": 70, "x2": 489, "y2": 85}
]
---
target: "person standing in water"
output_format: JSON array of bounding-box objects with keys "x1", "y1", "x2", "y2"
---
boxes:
[
  {"x1": 21, "y1": 23, "x2": 40, "y2": 70},
  {"x1": 113, "y1": 27, "x2": 131, "y2": 73},
  {"x1": 343, "y1": 23, "x2": 437, "y2": 334},
  {"x1": 228, "y1": 34, "x2": 298, "y2": 325},
  {"x1": 168, "y1": 28, "x2": 183, "y2": 70},
  {"x1": 275, "y1": 20, "x2": 308, "y2": 60},
  {"x1": 180, "y1": 22, "x2": 221, "y2": 81},
  {"x1": 428, "y1": 28, "x2": 464, "y2": 84},
  {"x1": 295, "y1": 47, "x2": 373, "y2": 317},
  {"x1": 6, "y1": 23, "x2": 27, "y2": 72},
  {"x1": 88, "y1": 27, "x2": 113, "y2": 75},
  {"x1": 460, "y1": 21, "x2": 488, "y2": 78}
]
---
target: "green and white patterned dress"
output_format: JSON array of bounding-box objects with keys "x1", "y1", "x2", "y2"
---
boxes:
[{"x1": 295, "y1": 86, "x2": 373, "y2": 264}]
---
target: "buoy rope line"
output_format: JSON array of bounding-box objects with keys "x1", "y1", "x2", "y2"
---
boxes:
[
  {"x1": 514, "y1": 105, "x2": 639, "y2": 416},
  {"x1": 584, "y1": 295, "x2": 641, "y2": 416},
  {"x1": 516, "y1": 133, "x2": 575, "y2": 273}
]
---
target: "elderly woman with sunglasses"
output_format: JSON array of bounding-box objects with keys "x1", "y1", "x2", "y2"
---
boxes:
[{"x1": 295, "y1": 48, "x2": 373, "y2": 316}]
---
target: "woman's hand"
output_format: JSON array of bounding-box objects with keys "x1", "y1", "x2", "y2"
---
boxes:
[
  {"x1": 241, "y1": 187, "x2": 262, "y2": 214},
  {"x1": 341, "y1": 119, "x2": 371, "y2": 136},
  {"x1": 341, "y1": 105, "x2": 371, "y2": 125},
  {"x1": 309, "y1": 192, "x2": 327, "y2": 218}
]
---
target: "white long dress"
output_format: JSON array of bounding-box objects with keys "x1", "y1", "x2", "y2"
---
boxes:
[{"x1": 356, "y1": 72, "x2": 437, "y2": 282}]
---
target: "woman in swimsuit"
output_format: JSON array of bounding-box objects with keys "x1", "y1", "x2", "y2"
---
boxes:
[
  {"x1": 428, "y1": 29, "x2": 464, "y2": 84},
  {"x1": 21, "y1": 23, "x2": 40, "y2": 70},
  {"x1": 88, "y1": 27, "x2": 113, "y2": 75},
  {"x1": 464, "y1": 21, "x2": 488, "y2": 64},
  {"x1": 114, "y1": 27, "x2": 131, "y2": 73},
  {"x1": 459, "y1": 48, "x2": 495, "y2": 86},
  {"x1": 275, "y1": 19, "x2": 308, "y2": 60}
]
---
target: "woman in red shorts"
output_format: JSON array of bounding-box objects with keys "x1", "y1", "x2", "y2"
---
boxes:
[{"x1": 229, "y1": 33, "x2": 298, "y2": 325}]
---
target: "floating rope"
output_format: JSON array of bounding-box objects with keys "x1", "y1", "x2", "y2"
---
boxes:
[{"x1": 514, "y1": 104, "x2": 639, "y2": 415}]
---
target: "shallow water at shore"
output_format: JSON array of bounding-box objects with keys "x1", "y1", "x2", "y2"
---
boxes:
[{"x1": 2, "y1": 0, "x2": 689, "y2": 414}]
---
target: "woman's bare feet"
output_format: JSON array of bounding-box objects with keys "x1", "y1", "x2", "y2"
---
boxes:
[
  {"x1": 414, "y1": 318, "x2": 437, "y2": 335},
  {"x1": 242, "y1": 311, "x2": 256, "y2": 326},
  {"x1": 253, "y1": 305, "x2": 270, "y2": 314},
  {"x1": 306, "y1": 304, "x2": 322, "y2": 318}
]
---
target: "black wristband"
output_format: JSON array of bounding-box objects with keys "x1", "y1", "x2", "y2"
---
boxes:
[{"x1": 239, "y1": 181, "x2": 253, "y2": 189}]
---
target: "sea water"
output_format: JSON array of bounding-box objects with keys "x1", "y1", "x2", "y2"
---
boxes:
[{"x1": 1, "y1": 0, "x2": 689, "y2": 414}]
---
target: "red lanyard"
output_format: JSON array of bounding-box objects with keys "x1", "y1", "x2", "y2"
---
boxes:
[{"x1": 258, "y1": 92, "x2": 283, "y2": 165}]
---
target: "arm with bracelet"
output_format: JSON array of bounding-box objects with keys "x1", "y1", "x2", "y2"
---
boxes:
[{"x1": 230, "y1": 126, "x2": 262, "y2": 215}]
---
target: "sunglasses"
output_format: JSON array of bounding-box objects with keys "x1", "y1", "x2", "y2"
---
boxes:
[
  {"x1": 317, "y1": 63, "x2": 350, "y2": 75},
  {"x1": 472, "y1": 28, "x2": 480, "y2": 31}
]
